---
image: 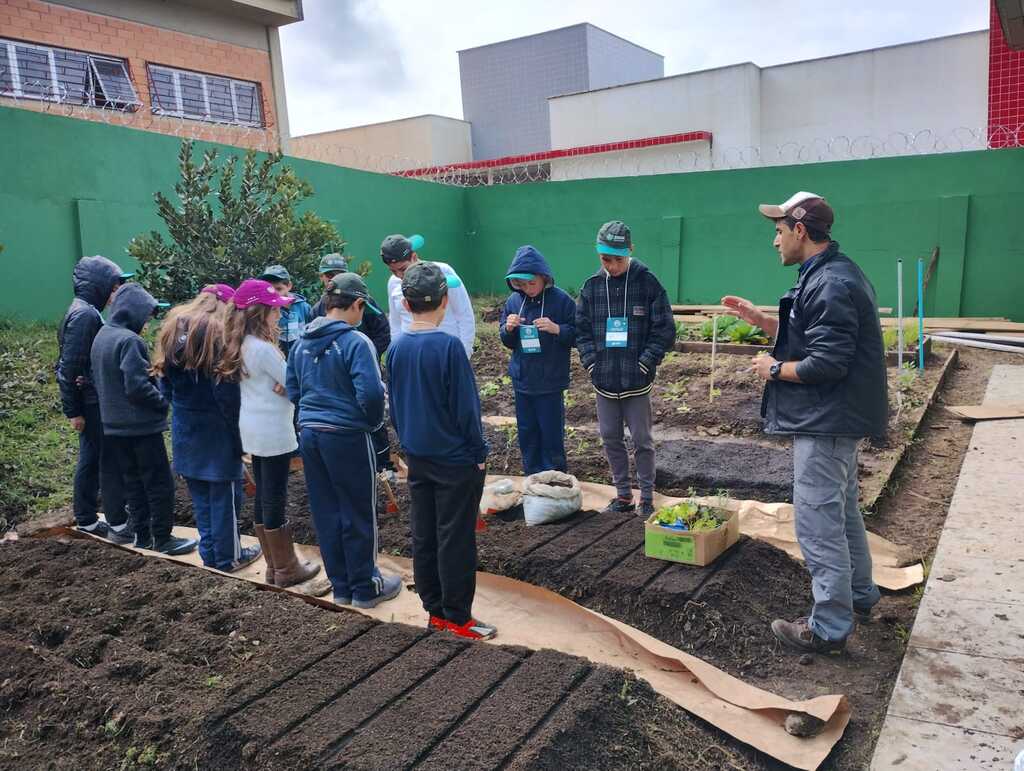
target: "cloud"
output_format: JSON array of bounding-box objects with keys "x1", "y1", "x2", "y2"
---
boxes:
[{"x1": 280, "y1": 0, "x2": 989, "y2": 138}]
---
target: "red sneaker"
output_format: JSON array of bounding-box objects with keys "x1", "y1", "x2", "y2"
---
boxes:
[
  {"x1": 428, "y1": 614, "x2": 448, "y2": 632},
  {"x1": 446, "y1": 618, "x2": 497, "y2": 641}
]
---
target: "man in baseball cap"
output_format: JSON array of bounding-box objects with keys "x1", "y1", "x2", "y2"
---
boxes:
[
  {"x1": 721, "y1": 192, "x2": 886, "y2": 655},
  {"x1": 380, "y1": 233, "x2": 475, "y2": 360}
]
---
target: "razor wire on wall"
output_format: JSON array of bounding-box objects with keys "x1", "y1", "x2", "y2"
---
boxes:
[{"x1": 2, "y1": 82, "x2": 1022, "y2": 187}]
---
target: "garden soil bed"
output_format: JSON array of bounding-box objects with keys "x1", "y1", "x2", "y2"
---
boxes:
[{"x1": 0, "y1": 537, "x2": 768, "y2": 770}]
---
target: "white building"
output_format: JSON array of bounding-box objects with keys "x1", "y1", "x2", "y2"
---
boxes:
[
  {"x1": 288, "y1": 114, "x2": 471, "y2": 173},
  {"x1": 547, "y1": 31, "x2": 989, "y2": 180}
]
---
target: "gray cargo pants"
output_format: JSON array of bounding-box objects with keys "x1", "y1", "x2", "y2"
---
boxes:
[
  {"x1": 793, "y1": 435, "x2": 881, "y2": 642},
  {"x1": 596, "y1": 392, "x2": 655, "y2": 501}
]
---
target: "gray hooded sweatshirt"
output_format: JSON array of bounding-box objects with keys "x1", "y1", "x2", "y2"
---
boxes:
[{"x1": 90, "y1": 283, "x2": 168, "y2": 436}]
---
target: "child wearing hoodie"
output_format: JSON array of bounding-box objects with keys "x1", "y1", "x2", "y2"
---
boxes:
[
  {"x1": 220, "y1": 279, "x2": 326, "y2": 593},
  {"x1": 286, "y1": 273, "x2": 401, "y2": 608},
  {"x1": 56, "y1": 255, "x2": 133, "y2": 540},
  {"x1": 154, "y1": 288, "x2": 260, "y2": 572},
  {"x1": 259, "y1": 265, "x2": 312, "y2": 357},
  {"x1": 90, "y1": 283, "x2": 197, "y2": 555},
  {"x1": 499, "y1": 245, "x2": 577, "y2": 475}
]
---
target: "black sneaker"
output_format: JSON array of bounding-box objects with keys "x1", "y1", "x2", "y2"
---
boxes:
[
  {"x1": 106, "y1": 524, "x2": 135, "y2": 546},
  {"x1": 153, "y1": 536, "x2": 198, "y2": 556},
  {"x1": 853, "y1": 604, "x2": 873, "y2": 624},
  {"x1": 638, "y1": 500, "x2": 656, "y2": 518},
  {"x1": 76, "y1": 520, "x2": 109, "y2": 538},
  {"x1": 771, "y1": 617, "x2": 846, "y2": 655},
  {"x1": 134, "y1": 534, "x2": 154, "y2": 550},
  {"x1": 602, "y1": 497, "x2": 635, "y2": 515},
  {"x1": 225, "y1": 545, "x2": 262, "y2": 572}
]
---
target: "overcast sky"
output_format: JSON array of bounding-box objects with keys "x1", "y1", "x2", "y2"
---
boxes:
[{"x1": 279, "y1": 0, "x2": 989, "y2": 138}]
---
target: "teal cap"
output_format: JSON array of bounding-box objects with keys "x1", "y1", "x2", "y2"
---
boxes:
[{"x1": 506, "y1": 272, "x2": 536, "y2": 282}]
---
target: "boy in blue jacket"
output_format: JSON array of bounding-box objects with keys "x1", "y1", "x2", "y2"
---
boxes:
[
  {"x1": 260, "y1": 264, "x2": 313, "y2": 357},
  {"x1": 386, "y1": 262, "x2": 496, "y2": 641},
  {"x1": 499, "y1": 245, "x2": 576, "y2": 475},
  {"x1": 90, "y1": 283, "x2": 197, "y2": 555},
  {"x1": 286, "y1": 272, "x2": 401, "y2": 608}
]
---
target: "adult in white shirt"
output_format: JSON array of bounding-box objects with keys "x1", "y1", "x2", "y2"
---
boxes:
[{"x1": 380, "y1": 234, "x2": 475, "y2": 359}]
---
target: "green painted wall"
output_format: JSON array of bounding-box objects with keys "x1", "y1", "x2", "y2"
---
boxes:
[
  {"x1": 2, "y1": 104, "x2": 1022, "y2": 322},
  {"x1": 463, "y1": 150, "x2": 1024, "y2": 322},
  {"x1": 0, "y1": 106, "x2": 467, "y2": 320}
]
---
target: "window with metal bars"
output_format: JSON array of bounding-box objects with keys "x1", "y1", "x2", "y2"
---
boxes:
[
  {"x1": 147, "y1": 64, "x2": 262, "y2": 127},
  {"x1": 0, "y1": 37, "x2": 138, "y2": 109}
]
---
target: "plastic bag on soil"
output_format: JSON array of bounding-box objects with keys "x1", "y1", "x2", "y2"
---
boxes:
[
  {"x1": 523, "y1": 471, "x2": 583, "y2": 526},
  {"x1": 480, "y1": 478, "x2": 522, "y2": 515}
]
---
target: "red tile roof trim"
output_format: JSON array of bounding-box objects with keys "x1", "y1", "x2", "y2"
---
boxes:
[{"x1": 396, "y1": 130, "x2": 713, "y2": 177}]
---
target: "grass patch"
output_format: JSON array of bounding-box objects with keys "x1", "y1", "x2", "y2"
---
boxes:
[{"x1": 0, "y1": 320, "x2": 78, "y2": 529}]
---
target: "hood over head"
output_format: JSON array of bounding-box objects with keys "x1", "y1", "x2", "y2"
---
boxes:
[
  {"x1": 108, "y1": 282, "x2": 158, "y2": 334},
  {"x1": 506, "y1": 245, "x2": 554, "y2": 293},
  {"x1": 73, "y1": 255, "x2": 126, "y2": 310}
]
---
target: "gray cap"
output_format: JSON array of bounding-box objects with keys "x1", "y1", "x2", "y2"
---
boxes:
[
  {"x1": 596, "y1": 221, "x2": 632, "y2": 256},
  {"x1": 318, "y1": 253, "x2": 349, "y2": 274},
  {"x1": 326, "y1": 272, "x2": 381, "y2": 315},
  {"x1": 259, "y1": 264, "x2": 291, "y2": 282},
  {"x1": 401, "y1": 261, "x2": 449, "y2": 303}
]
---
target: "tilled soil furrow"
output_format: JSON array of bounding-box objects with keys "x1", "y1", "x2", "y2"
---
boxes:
[
  {"x1": 407, "y1": 650, "x2": 534, "y2": 769},
  {"x1": 265, "y1": 634, "x2": 467, "y2": 768},
  {"x1": 207, "y1": 614, "x2": 376, "y2": 726},
  {"x1": 511, "y1": 512, "x2": 633, "y2": 580},
  {"x1": 546, "y1": 518, "x2": 646, "y2": 596},
  {"x1": 416, "y1": 650, "x2": 590, "y2": 771},
  {"x1": 207, "y1": 623, "x2": 431, "y2": 762},
  {"x1": 321, "y1": 643, "x2": 526, "y2": 770}
]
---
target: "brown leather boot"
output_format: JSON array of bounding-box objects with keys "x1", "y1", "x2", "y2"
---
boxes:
[
  {"x1": 265, "y1": 523, "x2": 321, "y2": 588},
  {"x1": 254, "y1": 524, "x2": 275, "y2": 584}
]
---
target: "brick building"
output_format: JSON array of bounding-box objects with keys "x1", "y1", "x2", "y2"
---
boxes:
[{"x1": 0, "y1": 0, "x2": 301, "y2": 150}]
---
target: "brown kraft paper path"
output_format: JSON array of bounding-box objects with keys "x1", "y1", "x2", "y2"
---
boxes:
[{"x1": 65, "y1": 522, "x2": 849, "y2": 771}]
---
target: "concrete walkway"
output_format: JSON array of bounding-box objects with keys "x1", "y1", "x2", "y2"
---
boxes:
[{"x1": 872, "y1": 365, "x2": 1024, "y2": 770}]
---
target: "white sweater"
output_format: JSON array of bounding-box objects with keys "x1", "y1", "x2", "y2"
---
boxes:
[
  {"x1": 239, "y1": 336, "x2": 297, "y2": 458},
  {"x1": 388, "y1": 260, "x2": 475, "y2": 359}
]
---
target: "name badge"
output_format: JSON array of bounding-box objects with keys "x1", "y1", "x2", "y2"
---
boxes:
[
  {"x1": 519, "y1": 324, "x2": 541, "y2": 353},
  {"x1": 606, "y1": 317, "x2": 628, "y2": 347}
]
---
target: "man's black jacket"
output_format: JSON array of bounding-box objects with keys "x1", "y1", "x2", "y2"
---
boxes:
[{"x1": 762, "y1": 241, "x2": 888, "y2": 438}]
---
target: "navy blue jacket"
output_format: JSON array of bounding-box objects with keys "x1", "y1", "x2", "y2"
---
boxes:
[
  {"x1": 286, "y1": 317, "x2": 385, "y2": 434},
  {"x1": 763, "y1": 241, "x2": 889, "y2": 438},
  {"x1": 498, "y1": 246, "x2": 576, "y2": 395},
  {"x1": 55, "y1": 256, "x2": 123, "y2": 417},
  {"x1": 90, "y1": 283, "x2": 168, "y2": 437},
  {"x1": 161, "y1": 325, "x2": 243, "y2": 482},
  {"x1": 386, "y1": 329, "x2": 489, "y2": 466}
]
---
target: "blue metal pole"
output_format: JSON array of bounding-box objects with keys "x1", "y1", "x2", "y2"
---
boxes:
[{"x1": 917, "y1": 258, "x2": 925, "y2": 371}]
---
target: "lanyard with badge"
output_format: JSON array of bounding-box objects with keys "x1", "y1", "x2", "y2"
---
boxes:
[
  {"x1": 604, "y1": 269, "x2": 629, "y2": 348},
  {"x1": 518, "y1": 291, "x2": 544, "y2": 354}
]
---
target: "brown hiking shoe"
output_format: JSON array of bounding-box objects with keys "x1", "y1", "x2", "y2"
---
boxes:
[{"x1": 771, "y1": 617, "x2": 846, "y2": 655}]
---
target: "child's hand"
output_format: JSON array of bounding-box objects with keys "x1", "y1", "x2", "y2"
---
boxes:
[
  {"x1": 505, "y1": 314, "x2": 521, "y2": 331},
  {"x1": 534, "y1": 317, "x2": 559, "y2": 335},
  {"x1": 69, "y1": 416, "x2": 86, "y2": 432},
  {"x1": 272, "y1": 383, "x2": 286, "y2": 396}
]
